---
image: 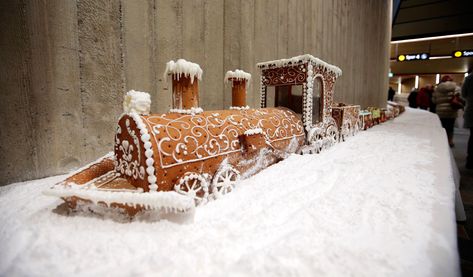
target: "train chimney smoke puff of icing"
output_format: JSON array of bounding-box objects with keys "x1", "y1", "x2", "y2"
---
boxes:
[{"x1": 123, "y1": 90, "x2": 151, "y2": 115}]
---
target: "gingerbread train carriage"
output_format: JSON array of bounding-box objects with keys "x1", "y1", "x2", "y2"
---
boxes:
[{"x1": 44, "y1": 54, "x2": 402, "y2": 216}]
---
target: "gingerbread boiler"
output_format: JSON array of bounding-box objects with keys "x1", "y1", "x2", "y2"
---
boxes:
[{"x1": 45, "y1": 55, "x2": 341, "y2": 216}]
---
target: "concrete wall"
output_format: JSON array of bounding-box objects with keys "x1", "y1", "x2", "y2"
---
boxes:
[{"x1": 0, "y1": 0, "x2": 392, "y2": 185}]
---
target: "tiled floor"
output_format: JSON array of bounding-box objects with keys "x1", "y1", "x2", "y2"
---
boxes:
[{"x1": 452, "y1": 127, "x2": 473, "y2": 276}]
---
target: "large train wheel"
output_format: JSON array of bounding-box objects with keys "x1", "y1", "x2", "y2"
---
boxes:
[
  {"x1": 211, "y1": 166, "x2": 240, "y2": 199},
  {"x1": 174, "y1": 173, "x2": 209, "y2": 206}
]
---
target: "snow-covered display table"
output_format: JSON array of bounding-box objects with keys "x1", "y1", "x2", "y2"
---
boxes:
[{"x1": 0, "y1": 109, "x2": 460, "y2": 276}]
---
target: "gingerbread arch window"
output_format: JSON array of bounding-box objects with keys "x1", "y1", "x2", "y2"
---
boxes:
[{"x1": 311, "y1": 74, "x2": 324, "y2": 125}]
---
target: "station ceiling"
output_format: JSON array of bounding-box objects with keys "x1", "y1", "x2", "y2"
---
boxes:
[{"x1": 390, "y1": 0, "x2": 473, "y2": 75}]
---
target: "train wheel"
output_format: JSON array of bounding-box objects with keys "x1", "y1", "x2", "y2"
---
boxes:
[
  {"x1": 340, "y1": 121, "x2": 350, "y2": 142},
  {"x1": 308, "y1": 129, "x2": 324, "y2": 154},
  {"x1": 211, "y1": 166, "x2": 240, "y2": 199},
  {"x1": 325, "y1": 125, "x2": 339, "y2": 148},
  {"x1": 174, "y1": 173, "x2": 209, "y2": 206},
  {"x1": 354, "y1": 119, "x2": 361, "y2": 134}
]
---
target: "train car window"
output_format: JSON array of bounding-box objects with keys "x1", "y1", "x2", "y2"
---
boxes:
[
  {"x1": 312, "y1": 77, "x2": 323, "y2": 124},
  {"x1": 265, "y1": 85, "x2": 303, "y2": 116}
]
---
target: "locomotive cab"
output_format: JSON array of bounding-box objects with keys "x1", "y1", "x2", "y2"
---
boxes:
[{"x1": 257, "y1": 54, "x2": 342, "y2": 153}]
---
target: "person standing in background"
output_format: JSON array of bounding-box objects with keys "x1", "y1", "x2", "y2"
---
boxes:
[
  {"x1": 462, "y1": 71, "x2": 473, "y2": 169},
  {"x1": 408, "y1": 88, "x2": 418, "y2": 108},
  {"x1": 388, "y1": 86, "x2": 395, "y2": 101},
  {"x1": 417, "y1": 86, "x2": 430, "y2": 110},
  {"x1": 425, "y1": 84, "x2": 436, "y2": 113},
  {"x1": 433, "y1": 75, "x2": 460, "y2": 147}
]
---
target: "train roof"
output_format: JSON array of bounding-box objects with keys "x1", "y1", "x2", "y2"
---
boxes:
[{"x1": 256, "y1": 54, "x2": 342, "y2": 78}]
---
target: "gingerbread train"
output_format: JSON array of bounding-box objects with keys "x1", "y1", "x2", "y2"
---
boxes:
[{"x1": 44, "y1": 54, "x2": 403, "y2": 217}]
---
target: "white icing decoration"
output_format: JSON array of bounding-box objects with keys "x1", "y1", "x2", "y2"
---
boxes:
[
  {"x1": 43, "y1": 187, "x2": 194, "y2": 212},
  {"x1": 244, "y1": 128, "x2": 263, "y2": 136},
  {"x1": 229, "y1": 106, "x2": 250, "y2": 110},
  {"x1": 164, "y1": 59, "x2": 203, "y2": 84},
  {"x1": 169, "y1": 107, "x2": 204, "y2": 115},
  {"x1": 260, "y1": 76, "x2": 266, "y2": 108},
  {"x1": 130, "y1": 113, "x2": 158, "y2": 192},
  {"x1": 211, "y1": 162, "x2": 240, "y2": 199},
  {"x1": 303, "y1": 63, "x2": 314, "y2": 131},
  {"x1": 256, "y1": 54, "x2": 342, "y2": 77},
  {"x1": 225, "y1": 69, "x2": 251, "y2": 90},
  {"x1": 115, "y1": 113, "x2": 158, "y2": 192},
  {"x1": 123, "y1": 90, "x2": 151, "y2": 115},
  {"x1": 174, "y1": 173, "x2": 209, "y2": 205},
  {"x1": 225, "y1": 69, "x2": 251, "y2": 82},
  {"x1": 115, "y1": 118, "x2": 146, "y2": 181}
]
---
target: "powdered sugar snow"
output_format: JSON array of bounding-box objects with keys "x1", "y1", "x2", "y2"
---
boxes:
[{"x1": 0, "y1": 108, "x2": 459, "y2": 276}]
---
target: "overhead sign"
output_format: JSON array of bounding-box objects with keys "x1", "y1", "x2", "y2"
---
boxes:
[
  {"x1": 397, "y1": 53, "x2": 430, "y2": 62},
  {"x1": 453, "y1": 50, "x2": 473, "y2": 58}
]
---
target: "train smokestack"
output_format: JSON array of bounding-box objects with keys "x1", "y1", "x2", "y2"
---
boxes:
[
  {"x1": 225, "y1": 69, "x2": 251, "y2": 108},
  {"x1": 164, "y1": 59, "x2": 203, "y2": 110}
]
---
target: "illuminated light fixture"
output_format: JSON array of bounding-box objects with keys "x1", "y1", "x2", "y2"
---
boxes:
[
  {"x1": 429, "y1": 56, "x2": 452, "y2": 60},
  {"x1": 391, "y1": 32, "x2": 473, "y2": 44},
  {"x1": 466, "y1": 73, "x2": 469, "y2": 78},
  {"x1": 415, "y1": 75, "x2": 419, "y2": 89},
  {"x1": 389, "y1": 72, "x2": 394, "y2": 78},
  {"x1": 436, "y1": 74, "x2": 440, "y2": 84},
  {"x1": 452, "y1": 50, "x2": 473, "y2": 58}
]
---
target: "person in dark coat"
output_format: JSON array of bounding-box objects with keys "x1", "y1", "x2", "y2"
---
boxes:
[
  {"x1": 388, "y1": 87, "x2": 395, "y2": 101},
  {"x1": 407, "y1": 88, "x2": 418, "y2": 108},
  {"x1": 462, "y1": 71, "x2": 473, "y2": 168},
  {"x1": 433, "y1": 75, "x2": 460, "y2": 147},
  {"x1": 425, "y1": 84, "x2": 436, "y2": 113},
  {"x1": 416, "y1": 86, "x2": 430, "y2": 110}
]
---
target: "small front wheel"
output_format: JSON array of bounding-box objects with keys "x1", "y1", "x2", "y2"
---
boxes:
[{"x1": 174, "y1": 173, "x2": 209, "y2": 206}]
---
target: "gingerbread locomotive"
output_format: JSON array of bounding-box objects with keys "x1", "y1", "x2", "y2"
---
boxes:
[{"x1": 45, "y1": 55, "x2": 345, "y2": 216}]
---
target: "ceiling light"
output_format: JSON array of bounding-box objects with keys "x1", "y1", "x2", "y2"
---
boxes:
[{"x1": 391, "y1": 32, "x2": 473, "y2": 44}]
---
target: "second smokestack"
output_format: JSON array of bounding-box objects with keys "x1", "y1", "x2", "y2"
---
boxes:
[{"x1": 225, "y1": 69, "x2": 251, "y2": 108}]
